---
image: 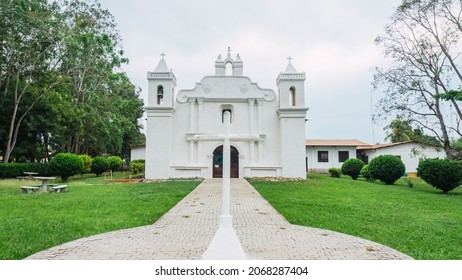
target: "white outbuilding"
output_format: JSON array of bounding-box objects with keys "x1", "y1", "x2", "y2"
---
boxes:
[
  {"x1": 305, "y1": 139, "x2": 370, "y2": 173},
  {"x1": 357, "y1": 141, "x2": 446, "y2": 173},
  {"x1": 144, "y1": 50, "x2": 308, "y2": 179},
  {"x1": 304, "y1": 140, "x2": 446, "y2": 174}
]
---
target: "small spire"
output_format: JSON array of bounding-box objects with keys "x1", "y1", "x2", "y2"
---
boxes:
[
  {"x1": 154, "y1": 53, "x2": 170, "y2": 72},
  {"x1": 216, "y1": 54, "x2": 223, "y2": 61},
  {"x1": 227, "y1": 47, "x2": 231, "y2": 58},
  {"x1": 235, "y1": 54, "x2": 242, "y2": 62},
  {"x1": 284, "y1": 56, "x2": 298, "y2": 74}
]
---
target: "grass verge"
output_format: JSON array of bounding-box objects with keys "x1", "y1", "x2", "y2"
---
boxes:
[
  {"x1": 250, "y1": 174, "x2": 462, "y2": 260},
  {"x1": 0, "y1": 173, "x2": 200, "y2": 259}
]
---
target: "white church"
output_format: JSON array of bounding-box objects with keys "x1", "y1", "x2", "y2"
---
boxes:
[{"x1": 143, "y1": 49, "x2": 308, "y2": 179}]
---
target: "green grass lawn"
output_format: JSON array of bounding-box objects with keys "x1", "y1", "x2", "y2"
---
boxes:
[
  {"x1": 250, "y1": 174, "x2": 462, "y2": 260},
  {"x1": 0, "y1": 172, "x2": 200, "y2": 260}
]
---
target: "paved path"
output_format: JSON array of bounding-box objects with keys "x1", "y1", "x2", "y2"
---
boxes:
[{"x1": 26, "y1": 179, "x2": 412, "y2": 260}]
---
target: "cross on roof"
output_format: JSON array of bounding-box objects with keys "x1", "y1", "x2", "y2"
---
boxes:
[
  {"x1": 287, "y1": 56, "x2": 293, "y2": 63},
  {"x1": 160, "y1": 52, "x2": 166, "y2": 59}
]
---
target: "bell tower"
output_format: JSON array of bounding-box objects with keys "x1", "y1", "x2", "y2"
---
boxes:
[
  {"x1": 277, "y1": 57, "x2": 308, "y2": 178},
  {"x1": 145, "y1": 53, "x2": 176, "y2": 179},
  {"x1": 147, "y1": 53, "x2": 176, "y2": 107}
]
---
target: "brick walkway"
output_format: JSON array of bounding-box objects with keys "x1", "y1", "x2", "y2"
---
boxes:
[{"x1": 26, "y1": 179, "x2": 412, "y2": 260}]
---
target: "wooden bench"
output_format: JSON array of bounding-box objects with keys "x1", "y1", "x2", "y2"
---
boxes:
[
  {"x1": 50, "y1": 185, "x2": 68, "y2": 193},
  {"x1": 19, "y1": 186, "x2": 40, "y2": 194}
]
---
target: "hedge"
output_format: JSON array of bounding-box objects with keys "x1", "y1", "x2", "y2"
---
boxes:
[
  {"x1": 49, "y1": 153, "x2": 84, "y2": 182},
  {"x1": 417, "y1": 158, "x2": 462, "y2": 193},
  {"x1": 368, "y1": 155, "x2": 405, "y2": 185},
  {"x1": 0, "y1": 163, "x2": 51, "y2": 179},
  {"x1": 341, "y1": 158, "x2": 365, "y2": 180}
]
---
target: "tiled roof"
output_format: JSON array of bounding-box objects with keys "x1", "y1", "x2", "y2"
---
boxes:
[
  {"x1": 305, "y1": 139, "x2": 370, "y2": 147},
  {"x1": 356, "y1": 141, "x2": 415, "y2": 151}
]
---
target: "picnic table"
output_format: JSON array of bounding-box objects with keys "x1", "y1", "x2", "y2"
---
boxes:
[
  {"x1": 16, "y1": 172, "x2": 39, "y2": 180},
  {"x1": 33, "y1": 176, "x2": 56, "y2": 193},
  {"x1": 23, "y1": 172, "x2": 38, "y2": 179}
]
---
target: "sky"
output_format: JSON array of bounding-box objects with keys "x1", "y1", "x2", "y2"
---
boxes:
[{"x1": 98, "y1": 0, "x2": 403, "y2": 144}]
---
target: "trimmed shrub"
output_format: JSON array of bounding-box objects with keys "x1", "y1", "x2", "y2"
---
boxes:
[
  {"x1": 417, "y1": 158, "x2": 462, "y2": 193},
  {"x1": 91, "y1": 156, "x2": 109, "y2": 176},
  {"x1": 341, "y1": 158, "x2": 365, "y2": 180},
  {"x1": 360, "y1": 164, "x2": 374, "y2": 181},
  {"x1": 79, "y1": 155, "x2": 92, "y2": 174},
  {"x1": 130, "y1": 160, "x2": 145, "y2": 174},
  {"x1": 0, "y1": 163, "x2": 50, "y2": 179},
  {"x1": 368, "y1": 155, "x2": 405, "y2": 185},
  {"x1": 49, "y1": 153, "x2": 84, "y2": 182},
  {"x1": 328, "y1": 167, "x2": 341, "y2": 178},
  {"x1": 107, "y1": 156, "x2": 123, "y2": 172}
]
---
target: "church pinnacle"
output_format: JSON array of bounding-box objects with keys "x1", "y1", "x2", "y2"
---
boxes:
[
  {"x1": 215, "y1": 48, "x2": 244, "y2": 76},
  {"x1": 154, "y1": 52, "x2": 170, "y2": 73},
  {"x1": 284, "y1": 56, "x2": 298, "y2": 74}
]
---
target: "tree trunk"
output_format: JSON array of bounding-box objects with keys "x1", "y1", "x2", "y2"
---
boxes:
[{"x1": 434, "y1": 96, "x2": 452, "y2": 157}]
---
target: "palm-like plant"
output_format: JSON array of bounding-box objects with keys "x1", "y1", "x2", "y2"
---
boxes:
[{"x1": 384, "y1": 118, "x2": 414, "y2": 143}]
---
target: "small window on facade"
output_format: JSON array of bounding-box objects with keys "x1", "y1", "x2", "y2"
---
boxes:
[
  {"x1": 157, "y1": 85, "x2": 164, "y2": 105},
  {"x1": 289, "y1": 86, "x2": 296, "y2": 106},
  {"x1": 222, "y1": 109, "x2": 232, "y2": 123},
  {"x1": 338, "y1": 151, "x2": 349, "y2": 162},
  {"x1": 318, "y1": 151, "x2": 329, "y2": 163}
]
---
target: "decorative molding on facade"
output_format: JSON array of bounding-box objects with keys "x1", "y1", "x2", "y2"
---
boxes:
[
  {"x1": 276, "y1": 72, "x2": 306, "y2": 84},
  {"x1": 146, "y1": 106, "x2": 175, "y2": 117},
  {"x1": 277, "y1": 107, "x2": 308, "y2": 119}
]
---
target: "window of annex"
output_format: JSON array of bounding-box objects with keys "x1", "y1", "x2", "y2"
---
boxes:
[
  {"x1": 338, "y1": 151, "x2": 349, "y2": 162},
  {"x1": 318, "y1": 151, "x2": 329, "y2": 163}
]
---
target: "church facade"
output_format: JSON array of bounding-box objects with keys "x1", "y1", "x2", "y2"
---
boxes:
[{"x1": 145, "y1": 50, "x2": 308, "y2": 179}]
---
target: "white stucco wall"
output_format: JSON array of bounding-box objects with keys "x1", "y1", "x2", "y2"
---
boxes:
[
  {"x1": 144, "y1": 52, "x2": 307, "y2": 179},
  {"x1": 364, "y1": 143, "x2": 446, "y2": 173},
  {"x1": 130, "y1": 147, "x2": 145, "y2": 161},
  {"x1": 306, "y1": 146, "x2": 357, "y2": 173},
  {"x1": 170, "y1": 75, "x2": 282, "y2": 178}
]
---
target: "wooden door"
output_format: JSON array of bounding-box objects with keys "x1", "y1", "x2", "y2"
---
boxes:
[{"x1": 213, "y1": 146, "x2": 239, "y2": 178}]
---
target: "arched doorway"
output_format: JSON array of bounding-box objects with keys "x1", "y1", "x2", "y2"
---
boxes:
[{"x1": 212, "y1": 145, "x2": 239, "y2": 178}]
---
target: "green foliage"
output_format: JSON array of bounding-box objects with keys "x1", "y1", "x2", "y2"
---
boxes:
[
  {"x1": 49, "y1": 153, "x2": 84, "y2": 182},
  {"x1": 417, "y1": 158, "x2": 462, "y2": 193},
  {"x1": 328, "y1": 167, "x2": 341, "y2": 178},
  {"x1": 384, "y1": 118, "x2": 414, "y2": 143},
  {"x1": 0, "y1": 0, "x2": 143, "y2": 162},
  {"x1": 450, "y1": 138, "x2": 462, "y2": 160},
  {"x1": 79, "y1": 155, "x2": 92, "y2": 174},
  {"x1": 130, "y1": 160, "x2": 145, "y2": 174},
  {"x1": 360, "y1": 164, "x2": 374, "y2": 181},
  {"x1": 368, "y1": 155, "x2": 405, "y2": 185},
  {"x1": 252, "y1": 174, "x2": 462, "y2": 259},
  {"x1": 91, "y1": 156, "x2": 109, "y2": 176},
  {"x1": 107, "y1": 156, "x2": 123, "y2": 172},
  {"x1": 0, "y1": 163, "x2": 50, "y2": 179},
  {"x1": 403, "y1": 177, "x2": 414, "y2": 188},
  {"x1": 341, "y1": 158, "x2": 365, "y2": 180},
  {"x1": 0, "y1": 176, "x2": 199, "y2": 259}
]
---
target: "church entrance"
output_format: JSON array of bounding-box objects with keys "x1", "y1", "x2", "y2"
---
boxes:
[{"x1": 212, "y1": 145, "x2": 239, "y2": 178}]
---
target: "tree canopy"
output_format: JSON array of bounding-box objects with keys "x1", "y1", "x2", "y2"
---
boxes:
[
  {"x1": 0, "y1": 0, "x2": 144, "y2": 162},
  {"x1": 374, "y1": 0, "x2": 462, "y2": 157}
]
